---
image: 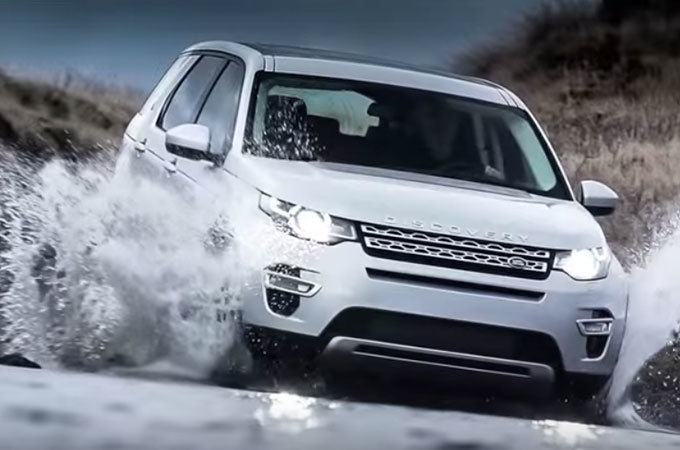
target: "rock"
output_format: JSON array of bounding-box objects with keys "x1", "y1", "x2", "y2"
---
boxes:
[
  {"x1": 0, "y1": 113, "x2": 18, "y2": 142},
  {"x1": 0, "y1": 354, "x2": 41, "y2": 369}
]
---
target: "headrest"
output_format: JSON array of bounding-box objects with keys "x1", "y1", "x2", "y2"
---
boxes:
[
  {"x1": 367, "y1": 103, "x2": 393, "y2": 118},
  {"x1": 307, "y1": 115, "x2": 340, "y2": 133}
]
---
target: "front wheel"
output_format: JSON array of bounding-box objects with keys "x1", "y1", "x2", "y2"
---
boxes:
[
  {"x1": 238, "y1": 326, "x2": 324, "y2": 390},
  {"x1": 563, "y1": 374, "x2": 612, "y2": 401},
  {"x1": 554, "y1": 374, "x2": 612, "y2": 422}
]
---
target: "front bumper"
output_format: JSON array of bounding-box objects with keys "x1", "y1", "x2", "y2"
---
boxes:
[{"x1": 240, "y1": 234, "x2": 628, "y2": 383}]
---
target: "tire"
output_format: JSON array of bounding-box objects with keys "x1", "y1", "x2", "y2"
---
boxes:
[
  {"x1": 240, "y1": 325, "x2": 324, "y2": 390},
  {"x1": 565, "y1": 374, "x2": 612, "y2": 401},
  {"x1": 553, "y1": 374, "x2": 612, "y2": 423}
]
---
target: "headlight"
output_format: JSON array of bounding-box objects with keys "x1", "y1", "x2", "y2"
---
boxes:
[
  {"x1": 553, "y1": 246, "x2": 611, "y2": 281},
  {"x1": 259, "y1": 194, "x2": 357, "y2": 244}
]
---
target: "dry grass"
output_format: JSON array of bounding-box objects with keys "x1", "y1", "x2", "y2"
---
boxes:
[
  {"x1": 0, "y1": 69, "x2": 141, "y2": 159},
  {"x1": 460, "y1": 0, "x2": 680, "y2": 265}
]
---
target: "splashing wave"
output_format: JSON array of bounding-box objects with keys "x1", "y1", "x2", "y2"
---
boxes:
[
  {"x1": 608, "y1": 210, "x2": 680, "y2": 427},
  {"x1": 0, "y1": 152, "x2": 250, "y2": 375}
]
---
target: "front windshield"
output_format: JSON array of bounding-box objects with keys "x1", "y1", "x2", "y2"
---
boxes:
[{"x1": 245, "y1": 73, "x2": 570, "y2": 199}]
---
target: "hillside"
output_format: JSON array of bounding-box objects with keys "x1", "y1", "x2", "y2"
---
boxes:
[
  {"x1": 0, "y1": 70, "x2": 139, "y2": 159},
  {"x1": 461, "y1": 0, "x2": 680, "y2": 264}
]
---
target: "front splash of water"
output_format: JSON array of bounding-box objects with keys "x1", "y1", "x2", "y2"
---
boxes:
[
  {"x1": 0, "y1": 152, "x2": 256, "y2": 376},
  {"x1": 608, "y1": 211, "x2": 680, "y2": 426}
]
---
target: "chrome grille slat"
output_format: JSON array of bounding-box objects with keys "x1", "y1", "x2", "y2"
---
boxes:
[
  {"x1": 364, "y1": 236, "x2": 548, "y2": 273},
  {"x1": 361, "y1": 225, "x2": 550, "y2": 259},
  {"x1": 359, "y1": 224, "x2": 553, "y2": 278}
]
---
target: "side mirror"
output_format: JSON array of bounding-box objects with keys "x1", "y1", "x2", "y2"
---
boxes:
[
  {"x1": 579, "y1": 180, "x2": 618, "y2": 216},
  {"x1": 165, "y1": 124, "x2": 211, "y2": 161}
]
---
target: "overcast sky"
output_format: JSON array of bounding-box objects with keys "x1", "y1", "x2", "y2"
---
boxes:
[{"x1": 0, "y1": 0, "x2": 542, "y2": 90}]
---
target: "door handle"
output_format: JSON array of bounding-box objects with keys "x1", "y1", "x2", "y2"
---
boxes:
[
  {"x1": 164, "y1": 158, "x2": 178, "y2": 175},
  {"x1": 134, "y1": 138, "x2": 147, "y2": 156}
]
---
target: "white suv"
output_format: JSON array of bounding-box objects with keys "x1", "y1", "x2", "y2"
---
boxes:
[{"x1": 117, "y1": 41, "x2": 628, "y2": 397}]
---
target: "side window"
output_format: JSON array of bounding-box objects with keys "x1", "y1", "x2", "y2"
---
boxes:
[
  {"x1": 197, "y1": 61, "x2": 244, "y2": 155},
  {"x1": 160, "y1": 55, "x2": 225, "y2": 131},
  {"x1": 140, "y1": 55, "x2": 198, "y2": 118}
]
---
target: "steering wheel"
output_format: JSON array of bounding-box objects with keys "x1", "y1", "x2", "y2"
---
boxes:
[{"x1": 431, "y1": 159, "x2": 483, "y2": 176}]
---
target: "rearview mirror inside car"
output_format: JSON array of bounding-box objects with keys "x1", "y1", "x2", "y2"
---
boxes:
[{"x1": 579, "y1": 180, "x2": 618, "y2": 216}]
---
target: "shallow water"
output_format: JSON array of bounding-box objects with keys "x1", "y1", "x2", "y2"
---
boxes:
[{"x1": 0, "y1": 365, "x2": 678, "y2": 450}]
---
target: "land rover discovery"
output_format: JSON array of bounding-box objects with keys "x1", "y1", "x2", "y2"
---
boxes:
[{"x1": 117, "y1": 41, "x2": 628, "y2": 397}]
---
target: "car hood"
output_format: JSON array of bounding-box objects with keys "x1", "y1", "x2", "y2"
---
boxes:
[{"x1": 232, "y1": 158, "x2": 605, "y2": 250}]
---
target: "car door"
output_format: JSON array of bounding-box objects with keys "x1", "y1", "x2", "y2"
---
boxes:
[
  {"x1": 122, "y1": 54, "x2": 198, "y2": 183},
  {"x1": 179, "y1": 56, "x2": 245, "y2": 188},
  {"x1": 158, "y1": 55, "x2": 245, "y2": 199},
  {"x1": 143, "y1": 54, "x2": 228, "y2": 191}
]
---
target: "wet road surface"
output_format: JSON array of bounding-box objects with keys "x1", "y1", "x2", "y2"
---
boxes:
[{"x1": 0, "y1": 366, "x2": 678, "y2": 449}]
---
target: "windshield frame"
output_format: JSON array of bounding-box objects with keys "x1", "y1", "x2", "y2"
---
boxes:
[{"x1": 243, "y1": 71, "x2": 573, "y2": 201}]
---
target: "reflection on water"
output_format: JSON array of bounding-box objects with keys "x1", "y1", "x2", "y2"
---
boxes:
[
  {"x1": 254, "y1": 392, "x2": 321, "y2": 433},
  {"x1": 532, "y1": 420, "x2": 605, "y2": 446}
]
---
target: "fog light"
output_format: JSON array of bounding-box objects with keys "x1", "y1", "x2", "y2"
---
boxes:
[
  {"x1": 264, "y1": 270, "x2": 321, "y2": 297},
  {"x1": 576, "y1": 318, "x2": 613, "y2": 336},
  {"x1": 266, "y1": 289, "x2": 300, "y2": 317}
]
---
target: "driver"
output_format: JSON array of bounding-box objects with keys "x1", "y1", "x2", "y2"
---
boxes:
[{"x1": 407, "y1": 100, "x2": 484, "y2": 176}]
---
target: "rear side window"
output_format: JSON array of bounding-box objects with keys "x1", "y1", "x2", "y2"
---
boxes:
[
  {"x1": 197, "y1": 62, "x2": 244, "y2": 155},
  {"x1": 160, "y1": 55, "x2": 225, "y2": 130},
  {"x1": 140, "y1": 55, "x2": 198, "y2": 118}
]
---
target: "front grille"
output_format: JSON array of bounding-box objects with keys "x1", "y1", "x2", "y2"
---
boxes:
[{"x1": 359, "y1": 223, "x2": 553, "y2": 279}]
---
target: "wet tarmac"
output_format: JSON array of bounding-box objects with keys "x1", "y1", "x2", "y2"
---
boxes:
[{"x1": 0, "y1": 365, "x2": 677, "y2": 450}]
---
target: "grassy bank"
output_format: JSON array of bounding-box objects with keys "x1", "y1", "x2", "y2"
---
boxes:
[{"x1": 0, "y1": 69, "x2": 140, "y2": 159}]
